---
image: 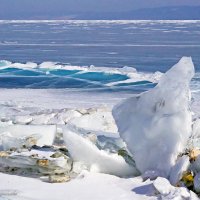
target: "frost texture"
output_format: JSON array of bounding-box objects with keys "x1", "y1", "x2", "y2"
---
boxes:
[{"x1": 113, "y1": 57, "x2": 194, "y2": 177}]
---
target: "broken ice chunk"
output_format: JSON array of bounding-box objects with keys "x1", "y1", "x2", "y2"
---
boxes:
[
  {"x1": 12, "y1": 115, "x2": 33, "y2": 125},
  {"x1": 0, "y1": 132, "x2": 39, "y2": 150},
  {"x1": 63, "y1": 126, "x2": 139, "y2": 177},
  {"x1": 0, "y1": 125, "x2": 56, "y2": 148},
  {"x1": 0, "y1": 147, "x2": 72, "y2": 175},
  {"x1": 153, "y1": 177, "x2": 174, "y2": 196},
  {"x1": 113, "y1": 57, "x2": 194, "y2": 177}
]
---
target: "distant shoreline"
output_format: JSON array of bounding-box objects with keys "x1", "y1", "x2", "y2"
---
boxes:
[
  {"x1": 0, "y1": 19, "x2": 200, "y2": 23},
  {"x1": 1, "y1": 6, "x2": 200, "y2": 20}
]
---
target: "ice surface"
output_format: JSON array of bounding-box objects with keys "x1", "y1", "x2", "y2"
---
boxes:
[
  {"x1": 63, "y1": 126, "x2": 139, "y2": 177},
  {"x1": 113, "y1": 57, "x2": 194, "y2": 177},
  {"x1": 69, "y1": 107, "x2": 118, "y2": 133},
  {"x1": 0, "y1": 125, "x2": 56, "y2": 149},
  {"x1": 0, "y1": 59, "x2": 162, "y2": 84},
  {"x1": 0, "y1": 20, "x2": 199, "y2": 25}
]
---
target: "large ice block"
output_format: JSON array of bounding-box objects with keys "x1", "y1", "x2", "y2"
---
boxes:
[{"x1": 113, "y1": 57, "x2": 194, "y2": 177}]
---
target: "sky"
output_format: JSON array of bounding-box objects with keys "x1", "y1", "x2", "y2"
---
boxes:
[{"x1": 0, "y1": 0, "x2": 200, "y2": 18}]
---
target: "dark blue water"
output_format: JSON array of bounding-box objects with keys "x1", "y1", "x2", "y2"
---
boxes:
[{"x1": 0, "y1": 20, "x2": 199, "y2": 90}]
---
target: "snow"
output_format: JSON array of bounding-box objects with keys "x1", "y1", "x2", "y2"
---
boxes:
[
  {"x1": 0, "y1": 89, "x2": 131, "y2": 110},
  {"x1": 0, "y1": 172, "x2": 197, "y2": 200},
  {"x1": 63, "y1": 126, "x2": 139, "y2": 177},
  {"x1": 113, "y1": 57, "x2": 194, "y2": 177},
  {"x1": 0, "y1": 172, "x2": 155, "y2": 200},
  {"x1": 153, "y1": 177, "x2": 174, "y2": 196}
]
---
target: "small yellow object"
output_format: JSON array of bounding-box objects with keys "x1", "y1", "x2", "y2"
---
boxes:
[
  {"x1": 37, "y1": 159, "x2": 49, "y2": 167},
  {"x1": 181, "y1": 171, "x2": 194, "y2": 187},
  {"x1": 0, "y1": 151, "x2": 9, "y2": 157}
]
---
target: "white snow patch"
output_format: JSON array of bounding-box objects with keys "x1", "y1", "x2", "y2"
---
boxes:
[{"x1": 0, "y1": 172, "x2": 155, "y2": 200}]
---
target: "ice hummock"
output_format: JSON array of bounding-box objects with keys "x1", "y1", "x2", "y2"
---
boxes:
[{"x1": 113, "y1": 57, "x2": 194, "y2": 177}]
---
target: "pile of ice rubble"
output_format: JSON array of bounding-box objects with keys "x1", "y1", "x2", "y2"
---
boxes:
[{"x1": 0, "y1": 57, "x2": 200, "y2": 198}]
